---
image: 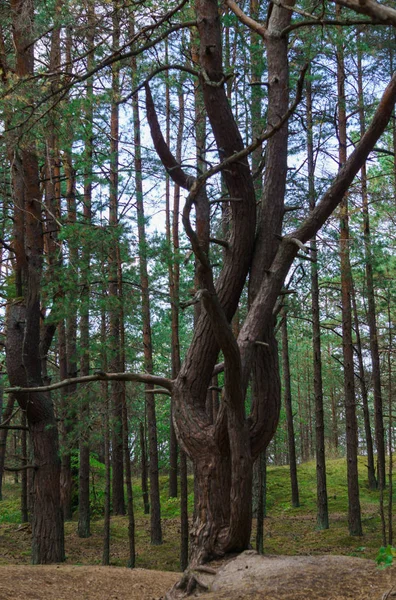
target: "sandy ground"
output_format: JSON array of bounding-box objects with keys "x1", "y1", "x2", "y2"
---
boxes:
[
  {"x1": 0, "y1": 553, "x2": 395, "y2": 600},
  {"x1": 0, "y1": 565, "x2": 179, "y2": 600}
]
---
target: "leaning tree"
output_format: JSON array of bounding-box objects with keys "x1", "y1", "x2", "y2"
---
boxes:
[{"x1": 4, "y1": 0, "x2": 396, "y2": 570}]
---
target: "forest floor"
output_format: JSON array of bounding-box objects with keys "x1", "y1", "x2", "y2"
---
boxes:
[
  {"x1": 0, "y1": 552, "x2": 395, "y2": 599},
  {"x1": 1, "y1": 458, "x2": 396, "y2": 598}
]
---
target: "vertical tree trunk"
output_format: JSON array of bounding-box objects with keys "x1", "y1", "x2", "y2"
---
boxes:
[
  {"x1": 0, "y1": 395, "x2": 14, "y2": 500},
  {"x1": 109, "y1": 1, "x2": 125, "y2": 517},
  {"x1": 78, "y1": 0, "x2": 95, "y2": 537},
  {"x1": 122, "y1": 395, "x2": 135, "y2": 567},
  {"x1": 5, "y1": 0, "x2": 64, "y2": 563},
  {"x1": 351, "y1": 285, "x2": 377, "y2": 489},
  {"x1": 132, "y1": 55, "x2": 162, "y2": 544},
  {"x1": 101, "y1": 307, "x2": 111, "y2": 565},
  {"x1": 20, "y1": 410, "x2": 28, "y2": 523},
  {"x1": 306, "y1": 70, "x2": 329, "y2": 529},
  {"x1": 357, "y1": 36, "x2": 386, "y2": 491},
  {"x1": 255, "y1": 449, "x2": 266, "y2": 554},
  {"x1": 336, "y1": 10, "x2": 362, "y2": 536},
  {"x1": 164, "y1": 42, "x2": 179, "y2": 499},
  {"x1": 139, "y1": 421, "x2": 150, "y2": 515},
  {"x1": 281, "y1": 309, "x2": 300, "y2": 508},
  {"x1": 387, "y1": 293, "x2": 393, "y2": 545}
]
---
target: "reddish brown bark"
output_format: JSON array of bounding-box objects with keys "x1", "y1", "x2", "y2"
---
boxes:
[
  {"x1": 357, "y1": 40, "x2": 386, "y2": 491},
  {"x1": 5, "y1": 0, "x2": 64, "y2": 563},
  {"x1": 337, "y1": 11, "x2": 362, "y2": 536},
  {"x1": 306, "y1": 71, "x2": 329, "y2": 529},
  {"x1": 281, "y1": 309, "x2": 300, "y2": 508},
  {"x1": 109, "y1": 3, "x2": 125, "y2": 518}
]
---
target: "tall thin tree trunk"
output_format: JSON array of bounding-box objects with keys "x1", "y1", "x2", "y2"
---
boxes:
[
  {"x1": 101, "y1": 306, "x2": 111, "y2": 565},
  {"x1": 306, "y1": 70, "x2": 329, "y2": 529},
  {"x1": 164, "y1": 41, "x2": 179, "y2": 500},
  {"x1": 139, "y1": 421, "x2": 150, "y2": 515},
  {"x1": 20, "y1": 410, "x2": 28, "y2": 523},
  {"x1": 337, "y1": 10, "x2": 362, "y2": 536},
  {"x1": 78, "y1": 0, "x2": 95, "y2": 537},
  {"x1": 351, "y1": 284, "x2": 377, "y2": 489},
  {"x1": 357, "y1": 35, "x2": 386, "y2": 491},
  {"x1": 281, "y1": 309, "x2": 299, "y2": 508},
  {"x1": 0, "y1": 395, "x2": 14, "y2": 500},
  {"x1": 109, "y1": 1, "x2": 125, "y2": 517},
  {"x1": 133, "y1": 84, "x2": 162, "y2": 546},
  {"x1": 387, "y1": 293, "x2": 393, "y2": 545}
]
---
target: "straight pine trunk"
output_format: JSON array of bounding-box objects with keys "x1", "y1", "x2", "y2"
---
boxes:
[
  {"x1": 306, "y1": 71, "x2": 329, "y2": 529},
  {"x1": 337, "y1": 9, "x2": 362, "y2": 536}
]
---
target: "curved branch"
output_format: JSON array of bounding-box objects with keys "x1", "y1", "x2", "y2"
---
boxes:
[
  {"x1": 294, "y1": 72, "x2": 396, "y2": 244},
  {"x1": 145, "y1": 82, "x2": 194, "y2": 190},
  {"x1": 281, "y1": 17, "x2": 382, "y2": 36},
  {"x1": 182, "y1": 63, "x2": 307, "y2": 192},
  {"x1": 119, "y1": 64, "x2": 198, "y2": 105},
  {"x1": 5, "y1": 371, "x2": 173, "y2": 394}
]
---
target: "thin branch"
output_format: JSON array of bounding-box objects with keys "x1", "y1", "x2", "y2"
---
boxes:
[
  {"x1": 0, "y1": 237, "x2": 15, "y2": 253},
  {"x1": 3, "y1": 465, "x2": 37, "y2": 472},
  {"x1": 209, "y1": 237, "x2": 229, "y2": 249},
  {"x1": 118, "y1": 64, "x2": 198, "y2": 105},
  {"x1": 5, "y1": 371, "x2": 173, "y2": 394},
  {"x1": 296, "y1": 252, "x2": 317, "y2": 262},
  {"x1": 282, "y1": 17, "x2": 382, "y2": 36}
]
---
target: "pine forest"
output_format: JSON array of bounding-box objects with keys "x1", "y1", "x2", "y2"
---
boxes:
[{"x1": 0, "y1": 0, "x2": 396, "y2": 598}]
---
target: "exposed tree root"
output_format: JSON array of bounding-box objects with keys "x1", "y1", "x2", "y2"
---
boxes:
[{"x1": 164, "y1": 565, "x2": 218, "y2": 599}]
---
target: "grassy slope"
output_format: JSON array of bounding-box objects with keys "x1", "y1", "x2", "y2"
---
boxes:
[{"x1": 0, "y1": 456, "x2": 392, "y2": 570}]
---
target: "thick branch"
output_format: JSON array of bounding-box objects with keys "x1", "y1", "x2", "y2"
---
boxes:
[
  {"x1": 5, "y1": 371, "x2": 173, "y2": 394},
  {"x1": 333, "y1": 0, "x2": 396, "y2": 26},
  {"x1": 226, "y1": 0, "x2": 267, "y2": 38},
  {"x1": 294, "y1": 72, "x2": 396, "y2": 244},
  {"x1": 238, "y1": 71, "x2": 396, "y2": 393},
  {"x1": 180, "y1": 62, "x2": 307, "y2": 224},
  {"x1": 145, "y1": 83, "x2": 193, "y2": 190}
]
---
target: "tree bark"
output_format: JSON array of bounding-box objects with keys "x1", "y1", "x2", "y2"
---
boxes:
[
  {"x1": 147, "y1": 0, "x2": 396, "y2": 564},
  {"x1": 0, "y1": 395, "x2": 14, "y2": 500},
  {"x1": 351, "y1": 284, "x2": 377, "y2": 490},
  {"x1": 5, "y1": 0, "x2": 64, "y2": 562},
  {"x1": 306, "y1": 70, "x2": 329, "y2": 529},
  {"x1": 133, "y1": 58, "x2": 162, "y2": 545},
  {"x1": 357, "y1": 36, "x2": 386, "y2": 491},
  {"x1": 281, "y1": 310, "x2": 300, "y2": 508},
  {"x1": 77, "y1": 0, "x2": 96, "y2": 537},
  {"x1": 139, "y1": 421, "x2": 150, "y2": 515},
  {"x1": 109, "y1": 2, "x2": 125, "y2": 517},
  {"x1": 336, "y1": 9, "x2": 362, "y2": 536}
]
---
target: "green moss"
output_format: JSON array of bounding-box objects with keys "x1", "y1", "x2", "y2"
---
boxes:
[{"x1": 0, "y1": 457, "x2": 392, "y2": 568}]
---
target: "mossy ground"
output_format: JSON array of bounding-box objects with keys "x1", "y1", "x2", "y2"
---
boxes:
[{"x1": 0, "y1": 456, "x2": 393, "y2": 570}]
